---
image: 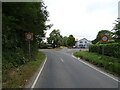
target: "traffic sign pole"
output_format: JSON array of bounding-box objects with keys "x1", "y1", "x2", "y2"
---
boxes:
[
  {"x1": 25, "y1": 33, "x2": 33, "y2": 58},
  {"x1": 100, "y1": 35, "x2": 109, "y2": 56},
  {"x1": 29, "y1": 40, "x2": 31, "y2": 58},
  {"x1": 102, "y1": 45, "x2": 104, "y2": 55}
]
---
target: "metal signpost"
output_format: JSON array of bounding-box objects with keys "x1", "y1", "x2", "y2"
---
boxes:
[
  {"x1": 100, "y1": 35, "x2": 109, "y2": 55},
  {"x1": 25, "y1": 33, "x2": 33, "y2": 58}
]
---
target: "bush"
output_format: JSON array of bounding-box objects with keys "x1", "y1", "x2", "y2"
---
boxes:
[
  {"x1": 39, "y1": 43, "x2": 48, "y2": 49},
  {"x1": 89, "y1": 43, "x2": 120, "y2": 58}
]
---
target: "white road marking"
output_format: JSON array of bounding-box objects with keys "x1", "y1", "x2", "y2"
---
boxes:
[
  {"x1": 60, "y1": 58, "x2": 64, "y2": 62},
  {"x1": 72, "y1": 53, "x2": 119, "y2": 82},
  {"x1": 31, "y1": 56, "x2": 47, "y2": 89}
]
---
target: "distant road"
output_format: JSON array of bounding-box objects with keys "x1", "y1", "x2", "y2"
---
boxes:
[{"x1": 33, "y1": 48, "x2": 118, "y2": 88}]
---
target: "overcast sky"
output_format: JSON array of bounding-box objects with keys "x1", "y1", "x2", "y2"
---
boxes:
[{"x1": 44, "y1": 0, "x2": 119, "y2": 41}]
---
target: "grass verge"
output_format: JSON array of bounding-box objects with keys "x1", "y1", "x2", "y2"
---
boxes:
[
  {"x1": 2, "y1": 51, "x2": 45, "y2": 88},
  {"x1": 73, "y1": 51, "x2": 120, "y2": 77}
]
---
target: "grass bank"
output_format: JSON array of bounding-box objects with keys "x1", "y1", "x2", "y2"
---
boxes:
[
  {"x1": 73, "y1": 51, "x2": 120, "y2": 76},
  {"x1": 2, "y1": 51, "x2": 45, "y2": 88}
]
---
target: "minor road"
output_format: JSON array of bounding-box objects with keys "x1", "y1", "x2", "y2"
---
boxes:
[{"x1": 33, "y1": 48, "x2": 119, "y2": 88}]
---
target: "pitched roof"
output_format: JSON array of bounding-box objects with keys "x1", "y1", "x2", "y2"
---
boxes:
[{"x1": 79, "y1": 38, "x2": 91, "y2": 42}]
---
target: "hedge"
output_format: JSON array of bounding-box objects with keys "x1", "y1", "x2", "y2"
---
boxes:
[{"x1": 89, "y1": 43, "x2": 120, "y2": 58}]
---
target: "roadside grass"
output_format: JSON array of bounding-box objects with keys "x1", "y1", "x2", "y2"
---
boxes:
[
  {"x1": 2, "y1": 51, "x2": 45, "y2": 88},
  {"x1": 73, "y1": 51, "x2": 120, "y2": 77},
  {"x1": 0, "y1": 63, "x2": 1, "y2": 89}
]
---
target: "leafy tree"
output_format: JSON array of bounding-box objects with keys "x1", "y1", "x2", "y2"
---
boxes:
[
  {"x1": 2, "y1": 2, "x2": 52, "y2": 84},
  {"x1": 2, "y1": 2, "x2": 50, "y2": 67},
  {"x1": 47, "y1": 29, "x2": 62, "y2": 48},
  {"x1": 67, "y1": 35, "x2": 75, "y2": 47},
  {"x1": 92, "y1": 30, "x2": 113, "y2": 44},
  {"x1": 112, "y1": 19, "x2": 120, "y2": 42},
  {"x1": 2, "y1": 2, "x2": 50, "y2": 51},
  {"x1": 61, "y1": 36, "x2": 68, "y2": 46}
]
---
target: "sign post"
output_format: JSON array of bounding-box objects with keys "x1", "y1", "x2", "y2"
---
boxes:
[
  {"x1": 25, "y1": 33, "x2": 33, "y2": 58},
  {"x1": 28, "y1": 40, "x2": 31, "y2": 58},
  {"x1": 100, "y1": 35, "x2": 109, "y2": 55}
]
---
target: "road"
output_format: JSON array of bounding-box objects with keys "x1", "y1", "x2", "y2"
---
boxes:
[{"x1": 32, "y1": 48, "x2": 119, "y2": 88}]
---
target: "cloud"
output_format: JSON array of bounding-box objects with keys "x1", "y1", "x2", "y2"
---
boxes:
[{"x1": 44, "y1": 0, "x2": 119, "y2": 40}]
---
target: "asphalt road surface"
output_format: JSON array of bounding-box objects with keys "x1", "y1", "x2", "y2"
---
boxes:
[{"x1": 33, "y1": 48, "x2": 119, "y2": 88}]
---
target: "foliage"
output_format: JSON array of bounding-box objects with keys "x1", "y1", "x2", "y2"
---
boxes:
[
  {"x1": 39, "y1": 42, "x2": 48, "y2": 49},
  {"x1": 61, "y1": 36, "x2": 68, "y2": 46},
  {"x1": 67, "y1": 35, "x2": 75, "y2": 47},
  {"x1": 47, "y1": 31, "x2": 76, "y2": 48},
  {"x1": 89, "y1": 43, "x2": 120, "y2": 58},
  {"x1": 2, "y1": 2, "x2": 50, "y2": 81},
  {"x1": 92, "y1": 30, "x2": 113, "y2": 44},
  {"x1": 47, "y1": 29, "x2": 63, "y2": 48},
  {"x1": 73, "y1": 51, "x2": 120, "y2": 76},
  {"x1": 112, "y1": 19, "x2": 120, "y2": 42},
  {"x1": 3, "y1": 51, "x2": 45, "y2": 88},
  {"x1": 2, "y1": 2, "x2": 50, "y2": 50}
]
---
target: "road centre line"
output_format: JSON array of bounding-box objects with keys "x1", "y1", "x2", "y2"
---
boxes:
[
  {"x1": 31, "y1": 56, "x2": 47, "y2": 89},
  {"x1": 72, "y1": 53, "x2": 119, "y2": 82},
  {"x1": 60, "y1": 58, "x2": 64, "y2": 62}
]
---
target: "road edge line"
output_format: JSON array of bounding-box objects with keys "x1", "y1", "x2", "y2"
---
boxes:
[
  {"x1": 31, "y1": 56, "x2": 47, "y2": 88},
  {"x1": 72, "y1": 53, "x2": 119, "y2": 82}
]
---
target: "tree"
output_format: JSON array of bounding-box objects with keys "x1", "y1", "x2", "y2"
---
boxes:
[
  {"x1": 2, "y1": 2, "x2": 50, "y2": 52},
  {"x1": 2, "y1": 2, "x2": 52, "y2": 84},
  {"x1": 47, "y1": 29, "x2": 62, "y2": 48},
  {"x1": 112, "y1": 19, "x2": 120, "y2": 42},
  {"x1": 92, "y1": 30, "x2": 113, "y2": 44},
  {"x1": 67, "y1": 35, "x2": 75, "y2": 47},
  {"x1": 2, "y1": 2, "x2": 50, "y2": 67},
  {"x1": 61, "y1": 36, "x2": 68, "y2": 46}
]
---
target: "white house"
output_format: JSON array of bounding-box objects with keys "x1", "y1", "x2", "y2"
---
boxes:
[{"x1": 76, "y1": 38, "x2": 92, "y2": 48}]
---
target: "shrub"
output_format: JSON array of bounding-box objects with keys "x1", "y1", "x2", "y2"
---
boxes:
[{"x1": 89, "y1": 43, "x2": 120, "y2": 58}]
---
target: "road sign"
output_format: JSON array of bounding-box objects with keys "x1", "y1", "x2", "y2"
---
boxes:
[
  {"x1": 25, "y1": 33, "x2": 33, "y2": 40},
  {"x1": 100, "y1": 35, "x2": 109, "y2": 43}
]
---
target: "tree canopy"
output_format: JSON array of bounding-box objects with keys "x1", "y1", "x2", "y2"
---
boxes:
[
  {"x1": 61, "y1": 36, "x2": 68, "y2": 46},
  {"x1": 92, "y1": 30, "x2": 113, "y2": 44},
  {"x1": 47, "y1": 29, "x2": 63, "y2": 48},
  {"x1": 2, "y1": 2, "x2": 50, "y2": 67},
  {"x1": 67, "y1": 35, "x2": 75, "y2": 47},
  {"x1": 2, "y1": 2, "x2": 50, "y2": 51},
  {"x1": 112, "y1": 19, "x2": 120, "y2": 42}
]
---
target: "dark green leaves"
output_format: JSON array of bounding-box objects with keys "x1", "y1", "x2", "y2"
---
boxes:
[
  {"x1": 92, "y1": 30, "x2": 113, "y2": 44},
  {"x1": 67, "y1": 35, "x2": 75, "y2": 47},
  {"x1": 89, "y1": 43, "x2": 120, "y2": 58},
  {"x1": 2, "y1": 2, "x2": 50, "y2": 67},
  {"x1": 47, "y1": 29, "x2": 62, "y2": 48}
]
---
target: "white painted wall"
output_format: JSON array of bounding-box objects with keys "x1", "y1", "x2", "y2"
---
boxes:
[{"x1": 76, "y1": 38, "x2": 92, "y2": 48}]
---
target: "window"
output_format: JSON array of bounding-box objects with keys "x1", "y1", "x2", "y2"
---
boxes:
[
  {"x1": 79, "y1": 41, "x2": 83, "y2": 43},
  {"x1": 85, "y1": 41, "x2": 87, "y2": 43}
]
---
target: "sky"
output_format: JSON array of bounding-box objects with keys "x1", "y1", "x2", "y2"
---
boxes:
[{"x1": 44, "y1": 0, "x2": 119, "y2": 41}]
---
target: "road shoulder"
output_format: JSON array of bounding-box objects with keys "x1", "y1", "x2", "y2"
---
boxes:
[
  {"x1": 25, "y1": 52, "x2": 47, "y2": 88},
  {"x1": 72, "y1": 53, "x2": 119, "y2": 82}
]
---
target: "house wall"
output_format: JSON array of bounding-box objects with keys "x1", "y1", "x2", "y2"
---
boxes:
[{"x1": 77, "y1": 39, "x2": 91, "y2": 48}]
